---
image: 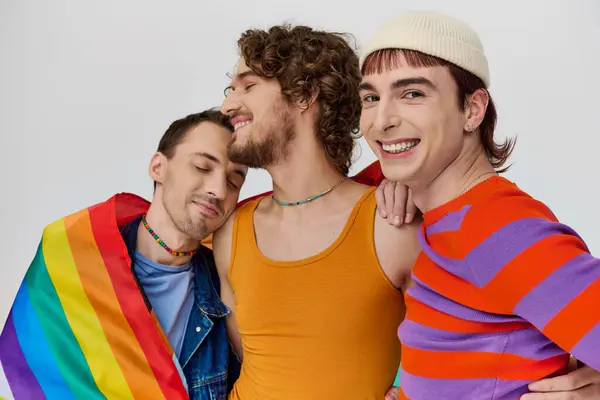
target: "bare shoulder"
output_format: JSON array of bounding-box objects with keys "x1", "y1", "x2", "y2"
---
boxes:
[
  {"x1": 338, "y1": 180, "x2": 376, "y2": 209},
  {"x1": 213, "y1": 210, "x2": 236, "y2": 278},
  {"x1": 374, "y1": 212, "x2": 422, "y2": 291}
]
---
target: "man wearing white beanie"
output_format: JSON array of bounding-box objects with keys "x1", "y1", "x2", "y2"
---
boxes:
[{"x1": 360, "y1": 10, "x2": 600, "y2": 400}]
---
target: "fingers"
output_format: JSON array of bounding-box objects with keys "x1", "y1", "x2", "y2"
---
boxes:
[
  {"x1": 384, "y1": 386, "x2": 399, "y2": 400},
  {"x1": 374, "y1": 179, "x2": 414, "y2": 228},
  {"x1": 391, "y1": 183, "x2": 408, "y2": 226},
  {"x1": 405, "y1": 188, "x2": 416, "y2": 224},
  {"x1": 521, "y1": 383, "x2": 600, "y2": 399},
  {"x1": 383, "y1": 180, "x2": 396, "y2": 220},
  {"x1": 529, "y1": 366, "x2": 600, "y2": 393},
  {"x1": 375, "y1": 179, "x2": 389, "y2": 218}
]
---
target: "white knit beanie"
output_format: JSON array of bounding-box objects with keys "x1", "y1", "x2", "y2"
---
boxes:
[{"x1": 360, "y1": 11, "x2": 490, "y2": 87}]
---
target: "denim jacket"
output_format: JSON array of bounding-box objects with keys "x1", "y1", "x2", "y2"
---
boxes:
[{"x1": 120, "y1": 217, "x2": 240, "y2": 399}]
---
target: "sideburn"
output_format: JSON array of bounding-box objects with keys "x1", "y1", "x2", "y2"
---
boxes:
[{"x1": 227, "y1": 100, "x2": 295, "y2": 168}]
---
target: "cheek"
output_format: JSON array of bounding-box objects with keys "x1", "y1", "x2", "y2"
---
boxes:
[
  {"x1": 224, "y1": 193, "x2": 240, "y2": 212},
  {"x1": 167, "y1": 173, "x2": 196, "y2": 199},
  {"x1": 359, "y1": 111, "x2": 377, "y2": 141},
  {"x1": 364, "y1": 136, "x2": 378, "y2": 156},
  {"x1": 359, "y1": 113, "x2": 370, "y2": 135},
  {"x1": 410, "y1": 106, "x2": 450, "y2": 142}
]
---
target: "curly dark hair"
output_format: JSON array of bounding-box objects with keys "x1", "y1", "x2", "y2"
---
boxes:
[{"x1": 237, "y1": 24, "x2": 362, "y2": 176}]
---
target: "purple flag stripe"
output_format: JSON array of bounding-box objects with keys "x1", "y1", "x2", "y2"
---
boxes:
[{"x1": 0, "y1": 312, "x2": 45, "y2": 399}]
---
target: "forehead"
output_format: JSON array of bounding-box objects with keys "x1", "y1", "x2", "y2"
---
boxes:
[
  {"x1": 229, "y1": 58, "x2": 256, "y2": 84},
  {"x1": 234, "y1": 58, "x2": 251, "y2": 75},
  {"x1": 179, "y1": 122, "x2": 231, "y2": 154},
  {"x1": 361, "y1": 53, "x2": 452, "y2": 87},
  {"x1": 178, "y1": 122, "x2": 248, "y2": 172}
]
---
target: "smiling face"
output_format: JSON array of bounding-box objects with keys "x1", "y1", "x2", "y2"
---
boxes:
[
  {"x1": 220, "y1": 59, "x2": 297, "y2": 169},
  {"x1": 151, "y1": 121, "x2": 247, "y2": 240},
  {"x1": 359, "y1": 51, "x2": 474, "y2": 188}
]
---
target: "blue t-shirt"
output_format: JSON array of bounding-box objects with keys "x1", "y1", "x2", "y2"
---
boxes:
[{"x1": 133, "y1": 251, "x2": 195, "y2": 358}]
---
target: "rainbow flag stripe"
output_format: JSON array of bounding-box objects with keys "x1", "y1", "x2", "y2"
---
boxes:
[{"x1": 0, "y1": 193, "x2": 189, "y2": 399}]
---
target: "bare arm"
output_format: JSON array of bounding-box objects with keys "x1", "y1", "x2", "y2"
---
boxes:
[{"x1": 213, "y1": 212, "x2": 243, "y2": 360}]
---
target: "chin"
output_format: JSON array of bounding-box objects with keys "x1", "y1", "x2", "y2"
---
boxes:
[{"x1": 379, "y1": 162, "x2": 417, "y2": 185}]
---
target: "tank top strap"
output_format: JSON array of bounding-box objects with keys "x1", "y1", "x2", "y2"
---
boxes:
[
  {"x1": 229, "y1": 195, "x2": 264, "y2": 280},
  {"x1": 230, "y1": 186, "x2": 377, "y2": 272},
  {"x1": 340, "y1": 186, "x2": 378, "y2": 247}
]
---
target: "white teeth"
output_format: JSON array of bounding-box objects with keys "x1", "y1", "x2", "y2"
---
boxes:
[
  {"x1": 234, "y1": 120, "x2": 251, "y2": 131},
  {"x1": 382, "y1": 140, "x2": 419, "y2": 154}
]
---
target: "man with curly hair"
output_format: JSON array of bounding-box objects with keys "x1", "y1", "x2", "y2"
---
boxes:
[
  {"x1": 213, "y1": 24, "x2": 421, "y2": 399},
  {"x1": 211, "y1": 23, "x2": 600, "y2": 400}
]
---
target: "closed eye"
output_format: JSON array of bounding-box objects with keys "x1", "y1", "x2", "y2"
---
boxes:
[{"x1": 227, "y1": 180, "x2": 239, "y2": 190}]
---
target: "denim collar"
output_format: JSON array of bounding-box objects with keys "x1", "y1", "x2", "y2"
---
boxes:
[{"x1": 120, "y1": 215, "x2": 229, "y2": 318}]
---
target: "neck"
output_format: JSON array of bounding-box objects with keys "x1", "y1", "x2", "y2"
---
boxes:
[
  {"x1": 136, "y1": 203, "x2": 198, "y2": 266},
  {"x1": 267, "y1": 128, "x2": 344, "y2": 204},
  {"x1": 411, "y1": 147, "x2": 497, "y2": 214}
]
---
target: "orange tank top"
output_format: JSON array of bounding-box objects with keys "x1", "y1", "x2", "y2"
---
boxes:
[{"x1": 227, "y1": 187, "x2": 405, "y2": 400}]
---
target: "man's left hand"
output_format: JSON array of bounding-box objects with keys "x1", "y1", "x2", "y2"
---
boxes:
[
  {"x1": 521, "y1": 365, "x2": 600, "y2": 399},
  {"x1": 375, "y1": 179, "x2": 417, "y2": 227}
]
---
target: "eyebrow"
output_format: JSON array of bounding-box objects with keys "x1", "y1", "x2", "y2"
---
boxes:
[
  {"x1": 192, "y1": 152, "x2": 247, "y2": 179},
  {"x1": 193, "y1": 151, "x2": 220, "y2": 163},
  {"x1": 358, "y1": 77, "x2": 438, "y2": 92},
  {"x1": 225, "y1": 70, "x2": 259, "y2": 92},
  {"x1": 235, "y1": 70, "x2": 259, "y2": 81}
]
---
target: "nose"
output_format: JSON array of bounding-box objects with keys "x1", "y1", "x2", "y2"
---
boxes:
[
  {"x1": 372, "y1": 97, "x2": 399, "y2": 133},
  {"x1": 220, "y1": 90, "x2": 241, "y2": 117},
  {"x1": 205, "y1": 172, "x2": 228, "y2": 201}
]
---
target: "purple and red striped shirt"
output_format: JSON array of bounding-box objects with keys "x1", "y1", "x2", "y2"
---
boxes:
[{"x1": 399, "y1": 176, "x2": 600, "y2": 399}]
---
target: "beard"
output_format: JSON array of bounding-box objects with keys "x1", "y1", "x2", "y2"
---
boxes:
[
  {"x1": 172, "y1": 216, "x2": 208, "y2": 241},
  {"x1": 161, "y1": 194, "x2": 214, "y2": 241},
  {"x1": 227, "y1": 98, "x2": 295, "y2": 169},
  {"x1": 166, "y1": 202, "x2": 209, "y2": 241}
]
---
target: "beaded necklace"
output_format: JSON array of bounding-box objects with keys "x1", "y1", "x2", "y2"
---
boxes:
[
  {"x1": 142, "y1": 215, "x2": 199, "y2": 257},
  {"x1": 271, "y1": 176, "x2": 347, "y2": 206}
]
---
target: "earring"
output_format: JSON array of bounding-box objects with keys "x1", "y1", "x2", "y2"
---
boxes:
[{"x1": 465, "y1": 125, "x2": 474, "y2": 133}]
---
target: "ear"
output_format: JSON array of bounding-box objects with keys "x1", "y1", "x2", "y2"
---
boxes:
[
  {"x1": 149, "y1": 152, "x2": 168, "y2": 185},
  {"x1": 295, "y1": 82, "x2": 320, "y2": 112},
  {"x1": 463, "y1": 88, "x2": 488, "y2": 133}
]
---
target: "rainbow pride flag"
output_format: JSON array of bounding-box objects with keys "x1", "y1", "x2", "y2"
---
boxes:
[{"x1": 0, "y1": 193, "x2": 189, "y2": 399}]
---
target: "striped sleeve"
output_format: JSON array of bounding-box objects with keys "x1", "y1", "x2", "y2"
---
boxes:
[{"x1": 461, "y1": 195, "x2": 600, "y2": 371}]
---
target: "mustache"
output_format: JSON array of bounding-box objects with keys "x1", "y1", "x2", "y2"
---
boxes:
[
  {"x1": 231, "y1": 110, "x2": 252, "y2": 120},
  {"x1": 192, "y1": 195, "x2": 224, "y2": 215}
]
